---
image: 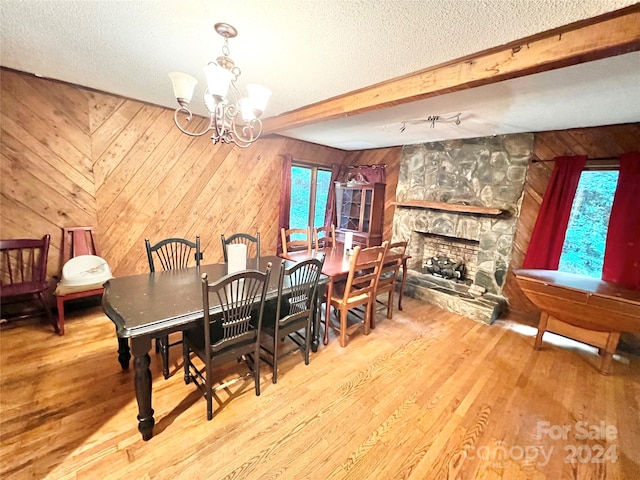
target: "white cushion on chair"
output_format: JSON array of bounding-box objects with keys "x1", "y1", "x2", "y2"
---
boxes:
[{"x1": 60, "y1": 255, "x2": 112, "y2": 287}]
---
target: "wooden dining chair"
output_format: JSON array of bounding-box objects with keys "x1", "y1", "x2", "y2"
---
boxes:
[
  {"x1": 183, "y1": 263, "x2": 272, "y2": 420},
  {"x1": 373, "y1": 241, "x2": 408, "y2": 324},
  {"x1": 328, "y1": 241, "x2": 388, "y2": 347},
  {"x1": 261, "y1": 256, "x2": 324, "y2": 383},
  {"x1": 281, "y1": 227, "x2": 312, "y2": 255},
  {"x1": 314, "y1": 225, "x2": 336, "y2": 249},
  {"x1": 145, "y1": 236, "x2": 202, "y2": 379},
  {"x1": 54, "y1": 227, "x2": 105, "y2": 335},
  {"x1": 221, "y1": 232, "x2": 260, "y2": 263},
  {"x1": 0, "y1": 234, "x2": 57, "y2": 333}
]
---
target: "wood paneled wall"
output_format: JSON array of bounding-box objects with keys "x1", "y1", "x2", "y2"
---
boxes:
[
  {"x1": 2, "y1": 68, "x2": 638, "y2": 330},
  {"x1": 505, "y1": 123, "x2": 640, "y2": 321},
  {"x1": 0, "y1": 69, "x2": 347, "y2": 285}
]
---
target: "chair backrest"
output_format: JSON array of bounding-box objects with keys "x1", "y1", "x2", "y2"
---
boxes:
[
  {"x1": 201, "y1": 263, "x2": 272, "y2": 355},
  {"x1": 145, "y1": 236, "x2": 202, "y2": 273},
  {"x1": 221, "y1": 232, "x2": 260, "y2": 263},
  {"x1": 314, "y1": 225, "x2": 336, "y2": 249},
  {"x1": 377, "y1": 241, "x2": 408, "y2": 291},
  {"x1": 0, "y1": 235, "x2": 50, "y2": 296},
  {"x1": 62, "y1": 227, "x2": 100, "y2": 262},
  {"x1": 275, "y1": 256, "x2": 325, "y2": 328},
  {"x1": 281, "y1": 227, "x2": 312, "y2": 255},
  {"x1": 339, "y1": 242, "x2": 389, "y2": 303}
]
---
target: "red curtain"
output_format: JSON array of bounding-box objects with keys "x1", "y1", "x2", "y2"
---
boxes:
[
  {"x1": 323, "y1": 164, "x2": 346, "y2": 228},
  {"x1": 602, "y1": 151, "x2": 640, "y2": 289},
  {"x1": 277, "y1": 154, "x2": 293, "y2": 254},
  {"x1": 522, "y1": 155, "x2": 586, "y2": 269}
]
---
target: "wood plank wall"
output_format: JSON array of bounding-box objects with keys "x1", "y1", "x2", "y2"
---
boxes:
[
  {"x1": 2, "y1": 67, "x2": 638, "y2": 330},
  {"x1": 0, "y1": 69, "x2": 347, "y2": 287}
]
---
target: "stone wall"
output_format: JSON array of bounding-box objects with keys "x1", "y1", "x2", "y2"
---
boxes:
[{"x1": 392, "y1": 134, "x2": 533, "y2": 322}]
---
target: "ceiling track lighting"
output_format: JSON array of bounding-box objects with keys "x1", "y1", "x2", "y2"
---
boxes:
[{"x1": 400, "y1": 113, "x2": 462, "y2": 132}]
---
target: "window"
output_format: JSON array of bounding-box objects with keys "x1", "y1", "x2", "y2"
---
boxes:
[
  {"x1": 290, "y1": 164, "x2": 332, "y2": 229},
  {"x1": 558, "y1": 169, "x2": 619, "y2": 278},
  {"x1": 290, "y1": 165, "x2": 331, "y2": 228}
]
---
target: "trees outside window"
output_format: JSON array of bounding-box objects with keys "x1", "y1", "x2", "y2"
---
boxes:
[
  {"x1": 559, "y1": 170, "x2": 619, "y2": 278},
  {"x1": 290, "y1": 165, "x2": 332, "y2": 229}
]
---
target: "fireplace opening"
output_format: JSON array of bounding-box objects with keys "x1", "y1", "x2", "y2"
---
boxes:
[
  {"x1": 424, "y1": 255, "x2": 466, "y2": 281},
  {"x1": 409, "y1": 231, "x2": 479, "y2": 285}
]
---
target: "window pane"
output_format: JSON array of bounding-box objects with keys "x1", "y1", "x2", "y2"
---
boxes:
[
  {"x1": 313, "y1": 169, "x2": 332, "y2": 227},
  {"x1": 559, "y1": 170, "x2": 618, "y2": 278},
  {"x1": 290, "y1": 166, "x2": 311, "y2": 229}
]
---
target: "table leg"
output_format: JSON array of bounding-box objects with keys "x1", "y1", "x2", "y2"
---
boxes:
[
  {"x1": 323, "y1": 279, "x2": 334, "y2": 345},
  {"x1": 131, "y1": 336, "x2": 155, "y2": 441},
  {"x1": 311, "y1": 283, "x2": 324, "y2": 353},
  {"x1": 398, "y1": 261, "x2": 409, "y2": 311},
  {"x1": 117, "y1": 334, "x2": 131, "y2": 370},
  {"x1": 534, "y1": 312, "x2": 549, "y2": 350}
]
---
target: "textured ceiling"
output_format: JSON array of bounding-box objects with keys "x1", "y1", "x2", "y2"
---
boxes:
[{"x1": 1, "y1": 0, "x2": 639, "y2": 150}]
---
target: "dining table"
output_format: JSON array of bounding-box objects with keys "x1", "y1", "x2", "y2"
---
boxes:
[
  {"x1": 281, "y1": 243, "x2": 411, "y2": 345},
  {"x1": 102, "y1": 256, "x2": 327, "y2": 441}
]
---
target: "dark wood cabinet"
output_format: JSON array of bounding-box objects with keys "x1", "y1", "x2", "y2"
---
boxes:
[{"x1": 334, "y1": 182, "x2": 385, "y2": 247}]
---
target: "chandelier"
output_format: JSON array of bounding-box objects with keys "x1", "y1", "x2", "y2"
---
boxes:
[{"x1": 168, "y1": 23, "x2": 271, "y2": 148}]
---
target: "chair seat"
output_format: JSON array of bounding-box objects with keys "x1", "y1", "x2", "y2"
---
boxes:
[
  {"x1": 0, "y1": 281, "x2": 48, "y2": 298},
  {"x1": 331, "y1": 282, "x2": 369, "y2": 306},
  {"x1": 54, "y1": 281, "x2": 106, "y2": 296},
  {"x1": 185, "y1": 328, "x2": 258, "y2": 357}
]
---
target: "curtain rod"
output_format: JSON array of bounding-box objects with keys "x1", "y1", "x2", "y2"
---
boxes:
[{"x1": 531, "y1": 155, "x2": 619, "y2": 163}]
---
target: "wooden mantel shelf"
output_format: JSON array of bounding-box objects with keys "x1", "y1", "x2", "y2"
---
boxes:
[{"x1": 392, "y1": 200, "x2": 503, "y2": 215}]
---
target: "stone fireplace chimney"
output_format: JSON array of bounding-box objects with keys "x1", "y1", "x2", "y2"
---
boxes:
[{"x1": 392, "y1": 134, "x2": 533, "y2": 323}]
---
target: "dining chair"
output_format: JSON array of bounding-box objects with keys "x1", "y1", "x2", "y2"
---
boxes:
[
  {"x1": 53, "y1": 227, "x2": 106, "y2": 335},
  {"x1": 0, "y1": 234, "x2": 57, "y2": 333},
  {"x1": 145, "y1": 236, "x2": 202, "y2": 379},
  {"x1": 314, "y1": 225, "x2": 336, "y2": 249},
  {"x1": 373, "y1": 241, "x2": 408, "y2": 324},
  {"x1": 221, "y1": 232, "x2": 260, "y2": 263},
  {"x1": 183, "y1": 263, "x2": 272, "y2": 420},
  {"x1": 328, "y1": 241, "x2": 388, "y2": 347},
  {"x1": 261, "y1": 256, "x2": 325, "y2": 383},
  {"x1": 281, "y1": 227, "x2": 312, "y2": 255}
]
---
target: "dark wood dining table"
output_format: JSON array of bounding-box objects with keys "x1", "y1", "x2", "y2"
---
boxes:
[
  {"x1": 102, "y1": 256, "x2": 327, "y2": 441},
  {"x1": 281, "y1": 243, "x2": 410, "y2": 345}
]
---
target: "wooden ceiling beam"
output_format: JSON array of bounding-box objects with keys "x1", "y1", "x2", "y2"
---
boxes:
[{"x1": 262, "y1": 5, "x2": 640, "y2": 135}]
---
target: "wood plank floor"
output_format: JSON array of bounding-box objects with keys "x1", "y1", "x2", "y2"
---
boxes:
[{"x1": 1, "y1": 298, "x2": 639, "y2": 479}]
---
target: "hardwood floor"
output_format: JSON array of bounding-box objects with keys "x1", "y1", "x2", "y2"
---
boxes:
[{"x1": 1, "y1": 298, "x2": 639, "y2": 479}]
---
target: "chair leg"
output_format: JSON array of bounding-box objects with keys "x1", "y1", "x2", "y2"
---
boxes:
[
  {"x1": 206, "y1": 365, "x2": 213, "y2": 421},
  {"x1": 254, "y1": 346, "x2": 261, "y2": 396},
  {"x1": 387, "y1": 289, "x2": 395, "y2": 319},
  {"x1": 39, "y1": 292, "x2": 59, "y2": 335},
  {"x1": 339, "y1": 307, "x2": 348, "y2": 347},
  {"x1": 183, "y1": 339, "x2": 191, "y2": 385},
  {"x1": 363, "y1": 301, "x2": 371, "y2": 336},
  {"x1": 272, "y1": 335, "x2": 279, "y2": 384},
  {"x1": 160, "y1": 335, "x2": 170, "y2": 379},
  {"x1": 55, "y1": 296, "x2": 66, "y2": 335},
  {"x1": 304, "y1": 325, "x2": 311, "y2": 365}
]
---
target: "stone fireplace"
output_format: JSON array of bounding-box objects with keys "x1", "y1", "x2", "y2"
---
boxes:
[{"x1": 392, "y1": 134, "x2": 533, "y2": 324}]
